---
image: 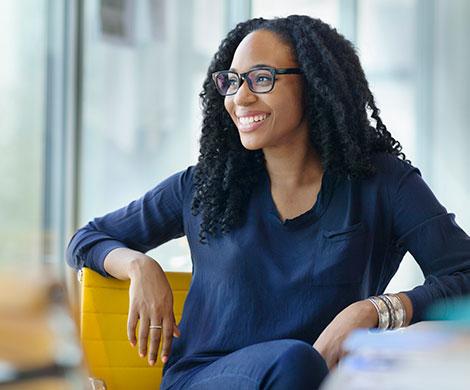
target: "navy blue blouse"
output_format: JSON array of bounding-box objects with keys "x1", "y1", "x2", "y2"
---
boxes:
[{"x1": 66, "y1": 152, "x2": 470, "y2": 387}]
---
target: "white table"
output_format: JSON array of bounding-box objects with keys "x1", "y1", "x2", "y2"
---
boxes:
[{"x1": 320, "y1": 321, "x2": 470, "y2": 390}]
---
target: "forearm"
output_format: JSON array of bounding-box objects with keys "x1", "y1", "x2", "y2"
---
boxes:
[
  {"x1": 103, "y1": 247, "x2": 162, "y2": 280},
  {"x1": 66, "y1": 218, "x2": 166, "y2": 278},
  {"x1": 403, "y1": 271, "x2": 470, "y2": 323}
]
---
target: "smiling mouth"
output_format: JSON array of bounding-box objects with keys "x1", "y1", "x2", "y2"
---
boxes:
[
  {"x1": 238, "y1": 113, "x2": 269, "y2": 124},
  {"x1": 237, "y1": 113, "x2": 270, "y2": 130}
]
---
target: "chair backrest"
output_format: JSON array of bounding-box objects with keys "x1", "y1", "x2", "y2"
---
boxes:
[{"x1": 79, "y1": 267, "x2": 191, "y2": 390}]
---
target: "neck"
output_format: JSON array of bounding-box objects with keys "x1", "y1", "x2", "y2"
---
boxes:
[{"x1": 263, "y1": 144, "x2": 323, "y2": 188}]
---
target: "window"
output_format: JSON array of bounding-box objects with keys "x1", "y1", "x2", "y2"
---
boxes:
[
  {"x1": 0, "y1": 1, "x2": 47, "y2": 267},
  {"x1": 79, "y1": 0, "x2": 227, "y2": 271},
  {"x1": 252, "y1": 0, "x2": 339, "y2": 24}
]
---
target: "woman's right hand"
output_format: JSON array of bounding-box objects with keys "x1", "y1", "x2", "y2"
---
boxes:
[{"x1": 127, "y1": 256, "x2": 181, "y2": 366}]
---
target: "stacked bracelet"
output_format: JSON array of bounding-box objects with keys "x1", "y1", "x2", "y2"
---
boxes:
[
  {"x1": 367, "y1": 296, "x2": 390, "y2": 329},
  {"x1": 367, "y1": 293, "x2": 406, "y2": 330},
  {"x1": 384, "y1": 293, "x2": 406, "y2": 328}
]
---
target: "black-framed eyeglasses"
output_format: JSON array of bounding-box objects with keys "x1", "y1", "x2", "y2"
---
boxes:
[{"x1": 211, "y1": 66, "x2": 303, "y2": 96}]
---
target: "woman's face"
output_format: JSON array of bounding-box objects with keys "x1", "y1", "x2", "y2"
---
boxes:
[{"x1": 224, "y1": 29, "x2": 308, "y2": 151}]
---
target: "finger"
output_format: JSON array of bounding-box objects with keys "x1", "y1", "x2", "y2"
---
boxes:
[
  {"x1": 138, "y1": 316, "x2": 150, "y2": 358},
  {"x1": 147, "y1": 318, "x2": 162, "y2": 366},
  {"x1": 338, "y1": 348, "x2": 350, "y2": 367},
  {"x1": 329, "y1": 355, "x2": 339, "y2": 371},
  {"x1": 173, "y1": 323, "x2": 181, "y2": 338},
  {"x1": 160, "y1": 317, "x2": 174, "y2": 364},
  {"x1": 172, "y1": 313, "x2": 181, "y2": 338},
  {"x1": 127, "y1": 309, "x2": 138, "y2": 347}
]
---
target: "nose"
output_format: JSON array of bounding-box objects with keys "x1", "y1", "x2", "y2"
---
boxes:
[{"x1": 233, "y1": 78, "x2": 257, "y2": 106}]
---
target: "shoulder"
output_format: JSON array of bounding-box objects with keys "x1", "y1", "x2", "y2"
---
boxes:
[
  {"x1": 174, "y1": 164, "x2": 197, "y2": 185},
  {"x1": 370, "y1": 152, "x2": 421, "y2": 185},
  {"x1": 160, "y1": 165, "x2": 196, "y2": 187},
  {"x1": 355, "y1": 152, "x2": 426, "y2": 204},
  {"x1": 145, "y1": 165, "x2": 196, "y2": 204}
]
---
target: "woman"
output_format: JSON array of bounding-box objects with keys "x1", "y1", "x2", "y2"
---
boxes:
[{"x1": 67, "y1": 15, "x2": 470, "y2": 389}]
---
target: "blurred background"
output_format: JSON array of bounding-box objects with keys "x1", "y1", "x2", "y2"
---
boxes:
[{"x1": 1, "y1": 0, "x2": 469, "y2": 294}]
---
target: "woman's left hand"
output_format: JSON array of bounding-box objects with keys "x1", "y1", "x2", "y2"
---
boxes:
[{"x1": 313, "y1": 300, "x2": 378, "y2": 370}]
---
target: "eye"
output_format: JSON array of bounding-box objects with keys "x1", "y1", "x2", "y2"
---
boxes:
[
  {"x1": 251, "y1": 71, "x2": 273, "y2": 86},
  {"x1": 228, "y1": 76, "x2": 238, "y2": 86},
  {"x1": 256, "y1": 75, "x2": 272, "y2": 83}
]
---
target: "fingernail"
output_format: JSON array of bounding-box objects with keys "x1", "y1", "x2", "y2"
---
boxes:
[
  {"x1": 139, "y1": 353, "x2": 144, "y2": 358},
  {"x1": 162, "y1": 355, "x2": 168, "y2": 363},
  {"x1": 149, "y1": 360, "x2": 155, "y2": 366}
]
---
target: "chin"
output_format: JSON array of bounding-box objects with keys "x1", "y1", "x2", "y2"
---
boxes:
[{"x1": 239, "y1": 137, "x2": 264, "y2": 151}]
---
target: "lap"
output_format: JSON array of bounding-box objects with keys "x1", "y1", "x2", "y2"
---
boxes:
[{"x1": 166, "y1": 339, "x2": 328, "y2": 390}]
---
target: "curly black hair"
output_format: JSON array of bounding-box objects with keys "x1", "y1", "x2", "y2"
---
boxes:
[{"x1": 191, "y1": 15, "x2": 408, "y2": 243}]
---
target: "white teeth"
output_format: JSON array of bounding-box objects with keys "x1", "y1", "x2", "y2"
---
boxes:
[{"x1": 238, "y1": 114, "x2": 268, "y2": 125}]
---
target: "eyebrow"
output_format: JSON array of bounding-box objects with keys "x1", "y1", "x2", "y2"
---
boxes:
[{"x1": 229, "y1": 63, "x2": 272, "y2": 72}]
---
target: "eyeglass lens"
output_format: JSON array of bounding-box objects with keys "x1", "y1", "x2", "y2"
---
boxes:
[{"x1": 215, "y1": 69, "x2": 274, "y2": 95}]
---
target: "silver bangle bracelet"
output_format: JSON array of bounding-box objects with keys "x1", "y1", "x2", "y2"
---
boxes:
[
  {"x1": 367, "y1": 293, "x2": 407, "y2": 330},
  {"x1": 377, "y1": 295, "x2": 394, "y2": 329},
  {"x1": 396, "y1": 294, "x2": 407, "y2": 326},
  {"x1": 380, "y1": 294, "x2": 396, "y2": 329},
  {"x1": 367, "y1": 296, "x2": 390, "y2": 330},
  {"x1": 384, "y1": 293, "x2": 406, "y2": 328}
]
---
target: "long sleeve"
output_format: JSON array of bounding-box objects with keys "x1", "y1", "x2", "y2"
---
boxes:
[
  {"x1": 66, "y1": 166, "x2": 195, "y2": 277},
  {"x1": 390, "y1": 161, "x2": 470, "y2": 323}
]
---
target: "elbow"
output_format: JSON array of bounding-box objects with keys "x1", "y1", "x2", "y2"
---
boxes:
[{"x1": 65, "y1": 227, "x2": 88, "y2": 271}]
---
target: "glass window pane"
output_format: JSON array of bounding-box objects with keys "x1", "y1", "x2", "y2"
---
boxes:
[
  {"x1": 79, "y1": 0, "x2": 226, "y2": 271},
  {"x1": 252, "y1": 0, "x2": 339, "y2": 25},
  {"x1": 0, "y1": 1, "x2": 47, "y2": 267},
  {"x1": 357, "y1": 0, "x2": 423, "y2": 290},
  {"x1": 357, "y1": 0, "x2": 417, "y2": 159},
  {"x1": 358, "y1": 0, "x2": 417, "y2": 72}
]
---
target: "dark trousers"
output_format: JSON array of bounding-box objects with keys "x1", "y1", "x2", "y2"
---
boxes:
[{"x1": 163, "y1": 339, "x2": 329, "y2": 389}]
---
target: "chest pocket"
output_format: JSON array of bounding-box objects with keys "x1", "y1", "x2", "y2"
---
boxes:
[{"x1": 313, "y1": 222, "x2": 368, "y2": 285}]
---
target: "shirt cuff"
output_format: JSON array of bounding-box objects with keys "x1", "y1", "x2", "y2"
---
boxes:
[
  {"x1": 85, "y1": 239, "x2": 127, "y2": 277},
  {"x1": 402, "y1": 285, "x2": 432, "y2": 324}
]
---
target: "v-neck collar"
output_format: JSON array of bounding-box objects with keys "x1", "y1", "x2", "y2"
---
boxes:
[{"x1": 261, "y1": 167, "x2": 338, "y2": 229}]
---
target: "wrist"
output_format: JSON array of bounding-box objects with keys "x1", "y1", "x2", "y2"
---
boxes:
[
  {"x1": 347, "y1": 300, "x2": 379, "y2": 328},
  {"x1": 128, "y1": 255, "x2": 161, "y2": 279},
  {"x1": 360, "y1": 299, "x2": 379, "y2": 328},
  {"x1": 367, "y1": 293, "x2": 410, "y2": 329},
  {"x1": 396, "y1": 292, "x2": 413, "y2": 326}
]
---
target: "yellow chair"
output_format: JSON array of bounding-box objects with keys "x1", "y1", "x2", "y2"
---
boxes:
[{"x1": 79, "y1": 267, "x2": 192, "y2": 390}]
